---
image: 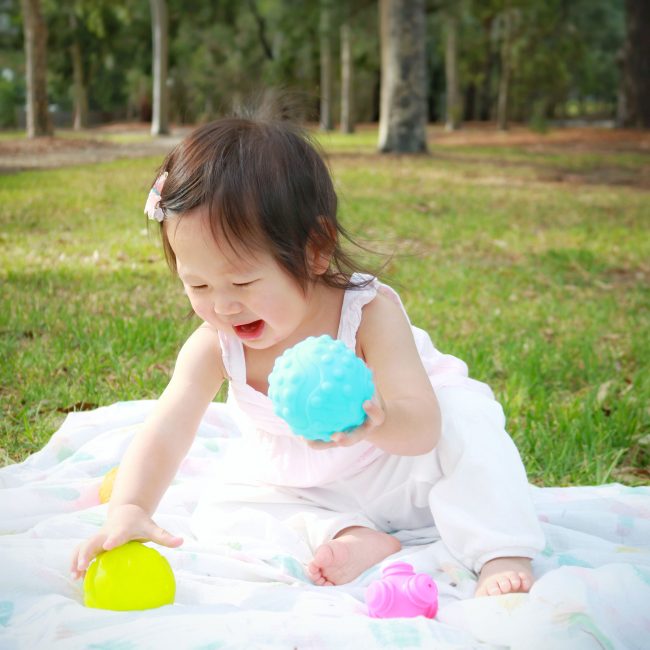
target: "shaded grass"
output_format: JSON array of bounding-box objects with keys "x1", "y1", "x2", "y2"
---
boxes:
[
  {"x1": 0, "y1": 129, "x2": 157, "y2": 145},
  {"x1": 436, "y1": 145, "x2": 649, "y2": 172},
  {"x1": 0, "y1": 131, "x2": 25, "y2": 141},
  {"x1": 1, "y1": 128, "x2": 649, "y2": 486}
]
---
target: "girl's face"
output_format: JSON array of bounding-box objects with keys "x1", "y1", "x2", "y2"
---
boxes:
[{"x1": 166, "y1": 207, "x2": 317, "y2": 350}]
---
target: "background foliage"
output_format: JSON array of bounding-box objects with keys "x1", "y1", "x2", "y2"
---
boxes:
[{"x1": 0, "y1": 0, "x2": 628, "y2": 128}]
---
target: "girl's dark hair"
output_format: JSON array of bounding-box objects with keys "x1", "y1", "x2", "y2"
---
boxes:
[{"x1": 154, "y1": 111, "x2": 376, "y2": 291}]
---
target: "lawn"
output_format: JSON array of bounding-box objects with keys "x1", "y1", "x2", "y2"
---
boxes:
[{"x1": 1, "y1": 125, "x2": 648, "y2": 485}]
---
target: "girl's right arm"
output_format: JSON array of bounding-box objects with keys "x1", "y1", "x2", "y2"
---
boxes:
[{"x1": 71, "y1": 323, "x2": 225, "y2": 579}]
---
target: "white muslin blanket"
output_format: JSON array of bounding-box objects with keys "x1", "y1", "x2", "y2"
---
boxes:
[{"x1": 1, "y1": 401, "x2": 649, "y2": 649}]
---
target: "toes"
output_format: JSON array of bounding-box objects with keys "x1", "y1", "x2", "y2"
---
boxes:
[
  {"x1": 312, "y1": 544, "x2": 336, "y2": 569},
  {"x1": 487, "y1": 580, "x2": 504, "y2": 596},
  {"x1": 306, "y1": 562, "x2": 324, "y2": 580},
  {"x1": 504, "y1": 571, "x2": 522, "y2": 592},
  {"x1": 307, "y1": 549, "x2": 337, "y2": 586},
  {"x1": 492, "y1": 572, "x2": 519, "y2": 595},
  {"x1": 479, "y1": 571, "x2": 533, "y2": 597},
  {"x1": 306, "y1": 566, "x2": 326, "y2": 586},
  {"x1": 308, "y1": 542, "x2": 349, "y2": 586},
  {"x1": 482, "y1": 577, "x2": 508, "y2": 596},
  {"x1": 309, "y1": 570, "x2": 333, "y2": 587}
]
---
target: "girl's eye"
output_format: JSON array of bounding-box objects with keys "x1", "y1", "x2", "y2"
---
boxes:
[
  {"x1": 233, "y1": 280, "x2": 257, "y2": 287},
  {"x1": 190, "y1": 285, "x2": 208, "y2": 290}
]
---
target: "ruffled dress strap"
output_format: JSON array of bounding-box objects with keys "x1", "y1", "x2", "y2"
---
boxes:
[
  {"x1": 218, "y1": 330, "x2": 245, "y2": 384},
  {"x1": 337, "y1": 273, "x2": 414, "y2": 348},
  {"x1": 338, "y1": 273, "x2": 379, "y2": 349}
]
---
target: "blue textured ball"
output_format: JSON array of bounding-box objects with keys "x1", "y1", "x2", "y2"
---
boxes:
[{"x1": 268, "y1": 335, "x2": 375, "y2": 441}]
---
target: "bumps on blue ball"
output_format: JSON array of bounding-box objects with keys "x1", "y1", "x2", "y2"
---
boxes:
[{"x1": 268, "y1": 335, "x2": 375, "y2": 441}]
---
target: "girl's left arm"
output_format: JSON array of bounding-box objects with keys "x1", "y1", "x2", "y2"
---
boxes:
[{"x1": 316, "y1": 292, "x2": 441, "y2": 455}]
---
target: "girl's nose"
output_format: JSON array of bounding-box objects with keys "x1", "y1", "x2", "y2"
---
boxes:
[{"x1": 213, "y1": 296, "x2": 242, "y2": 317}]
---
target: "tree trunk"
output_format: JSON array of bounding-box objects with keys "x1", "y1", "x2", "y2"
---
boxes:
[
  {"x1": 479, "y1": 15, "x2": 496, "y2": 121},
  {"x1": 444, "y1": 11, "x2": 460, "y2": 131},
  {"x1": 622, "y1": 0, "x2": 650, "y2": 128},
  {"x1": 465, "y1": 83, "x2": 476, "y2": 122},
  {"x1": 378, "y1": 0, "x2": 428, "y2": 153},
  {"x1": 71, "y1": 40, "x2": 88, "y2": 130},
  {"x1": 70, "y1": 13, "x2": 88, "y2": 131},
  {"x1": 149, "y1": 0, "x2": 169, "y2": 136},
  {"x1": 340, "y1": 20, "x2": 355, "y2": 133},
  {"x1": 20, "y1": 0, "x2": 52, "y2": 137},
  {"x1": 320, "y1": 0, "x2": 334, "y2": 131},
  {"x1": 496, "y1": 10, "x2": 513, "y2": 131}
]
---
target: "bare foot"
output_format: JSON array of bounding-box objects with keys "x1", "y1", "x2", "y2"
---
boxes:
[
  {"x1": 475, "y1": 556, "x2": 534, "y2": 597},
  {"x1": 306, "y1": 526, "x2": 401, "y2": 586}
]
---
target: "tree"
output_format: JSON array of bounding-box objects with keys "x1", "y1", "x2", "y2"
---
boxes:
[
  {"x1": 68, "y1": 11, "x2": 88, "y2": 130},
  {"x1": 41, "y1": 0, "x2": 150, "y2": 126},
  {"x1": 378, "y1": 0, "x2": 428, "y2": 153},
  {"x1": 150, "y1": 0, "x2": 169, "y2": 135},
  {"x1": 495, "y1": 7, "x2": 517, "y2": 131},
  {"x1": 443, "y1": 9, "x2": 460, "y2": 131},
  {"x1": 622, "y1": 0, "x2": 650, "y2": 128},
  {"x1": 319, "y1": 0, "x2": 334, "y2": 131},
  {"x1": 20, "y1": 0, "x2": 52, "y2": 136},
  {"x1": 340, "y1": 15, "x2": 354, "y2": 133},
  {"x1": 8, "y1": 0, "x2": 629, "y2": 130}
]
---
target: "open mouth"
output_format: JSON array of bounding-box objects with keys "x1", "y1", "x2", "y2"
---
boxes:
[{"x1": 233, "y1": 319, "x2": 265, "y2": 340}]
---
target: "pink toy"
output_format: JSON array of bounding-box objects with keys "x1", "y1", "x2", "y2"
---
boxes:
[{"x1": 365, "y1": 561, "x2": 438, "y2": 619}]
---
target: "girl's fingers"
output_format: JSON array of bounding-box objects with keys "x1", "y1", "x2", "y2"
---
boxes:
[
  {"x1": 71, "y1": 506, "x2": 183, "y2": 581},
  {"x1": 70, "y1": 543, "x2": 83, "y2": 576},
  {"x1": 363, "y1": 398, "x2": 385, "y2": 426},
  {"x1": 74, "y1": 535, "x2": 109, "y2": 577},
  {"x1": 306, "y1": 439, "x2": 337, "y2": 450},
  {"x1": 102, "y1": 533, "x2": 131, "y2": 551},
  {"x1": 147, "y1": 524, "x2": 184, "y2": 548},
  {"x1": 103, "y1": 522, "x2": 181, "y2": 551},
  {"x1": 306, "y1": 397, "x2": 386, "y2": 449}
]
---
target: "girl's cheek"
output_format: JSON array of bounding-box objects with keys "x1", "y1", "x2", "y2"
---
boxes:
[{"x1": 189, "y1": 298, "x2": 211, "y2": 322}]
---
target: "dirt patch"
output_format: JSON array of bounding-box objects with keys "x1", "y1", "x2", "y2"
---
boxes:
[
  {"x1": 0, "y1": 123, "x2": 190, "y2": 173},
  {"x1": 431, "y1": 123, "x2": 650, "y2": 152},
  {"x1": 2, "y1": 123, "x2": 649, "y2": 190},
  {"x1": 0, "y1": 136, "x2": 114, "y2": 155},
  {"x1": 329, "y1": 125, "x2": 650, "y2": 189}
]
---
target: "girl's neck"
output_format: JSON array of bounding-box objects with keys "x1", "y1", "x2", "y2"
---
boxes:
[
  {"x1": 278, "y1": 280, "x2": 345, "y2": 350},
  {"x1": 243, "y1": 282, "x2": 345, "y2": 395}
]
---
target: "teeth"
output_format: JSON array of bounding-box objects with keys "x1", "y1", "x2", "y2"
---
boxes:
[{"x1": 238, "y1": 320, "x2": 261, "y2": 332}]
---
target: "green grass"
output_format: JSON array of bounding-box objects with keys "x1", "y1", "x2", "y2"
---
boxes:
[
  {"x1": 436, "y1": 145, "x2": 649, "y2": 170},
  {"x1": 0, "y1": 130, "x2": 26, "y2": 141},
  {"x1": 1, "y1": 127, "x2": 649, "y2": 486}
]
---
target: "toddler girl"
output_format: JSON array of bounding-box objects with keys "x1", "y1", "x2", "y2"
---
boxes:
[{"x1": 72, "y1": 115, "x2": 544, "y2": 597}]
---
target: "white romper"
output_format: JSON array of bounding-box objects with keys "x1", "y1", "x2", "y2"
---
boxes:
[{"x1": 192, "y1": 274, "x2": 545, "y2": 572}]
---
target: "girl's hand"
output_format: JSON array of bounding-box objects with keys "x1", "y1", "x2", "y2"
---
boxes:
[
  {"x1": 70, "y1": 503, "x2": 183, "y2": 580},
  {"x1": 306, "y1": 395, "x2": 386, "y2": 450}
]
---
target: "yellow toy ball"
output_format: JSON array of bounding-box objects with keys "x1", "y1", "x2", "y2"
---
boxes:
[
  {"x1": 99, "y1": 466, "x2": 118, "y2": 504},
  {"x1": 83, "y1": 541, "x2": 176, "y2": 610}
]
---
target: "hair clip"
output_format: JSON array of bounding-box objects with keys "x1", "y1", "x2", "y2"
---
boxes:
[{"x1": 144, "y1": 171, "x2": 168, "y2": 222}]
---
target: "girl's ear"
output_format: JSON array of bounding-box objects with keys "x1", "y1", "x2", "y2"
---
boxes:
[{"x1": 307, "y1": 217, "x2": 336, "y2": 276}]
